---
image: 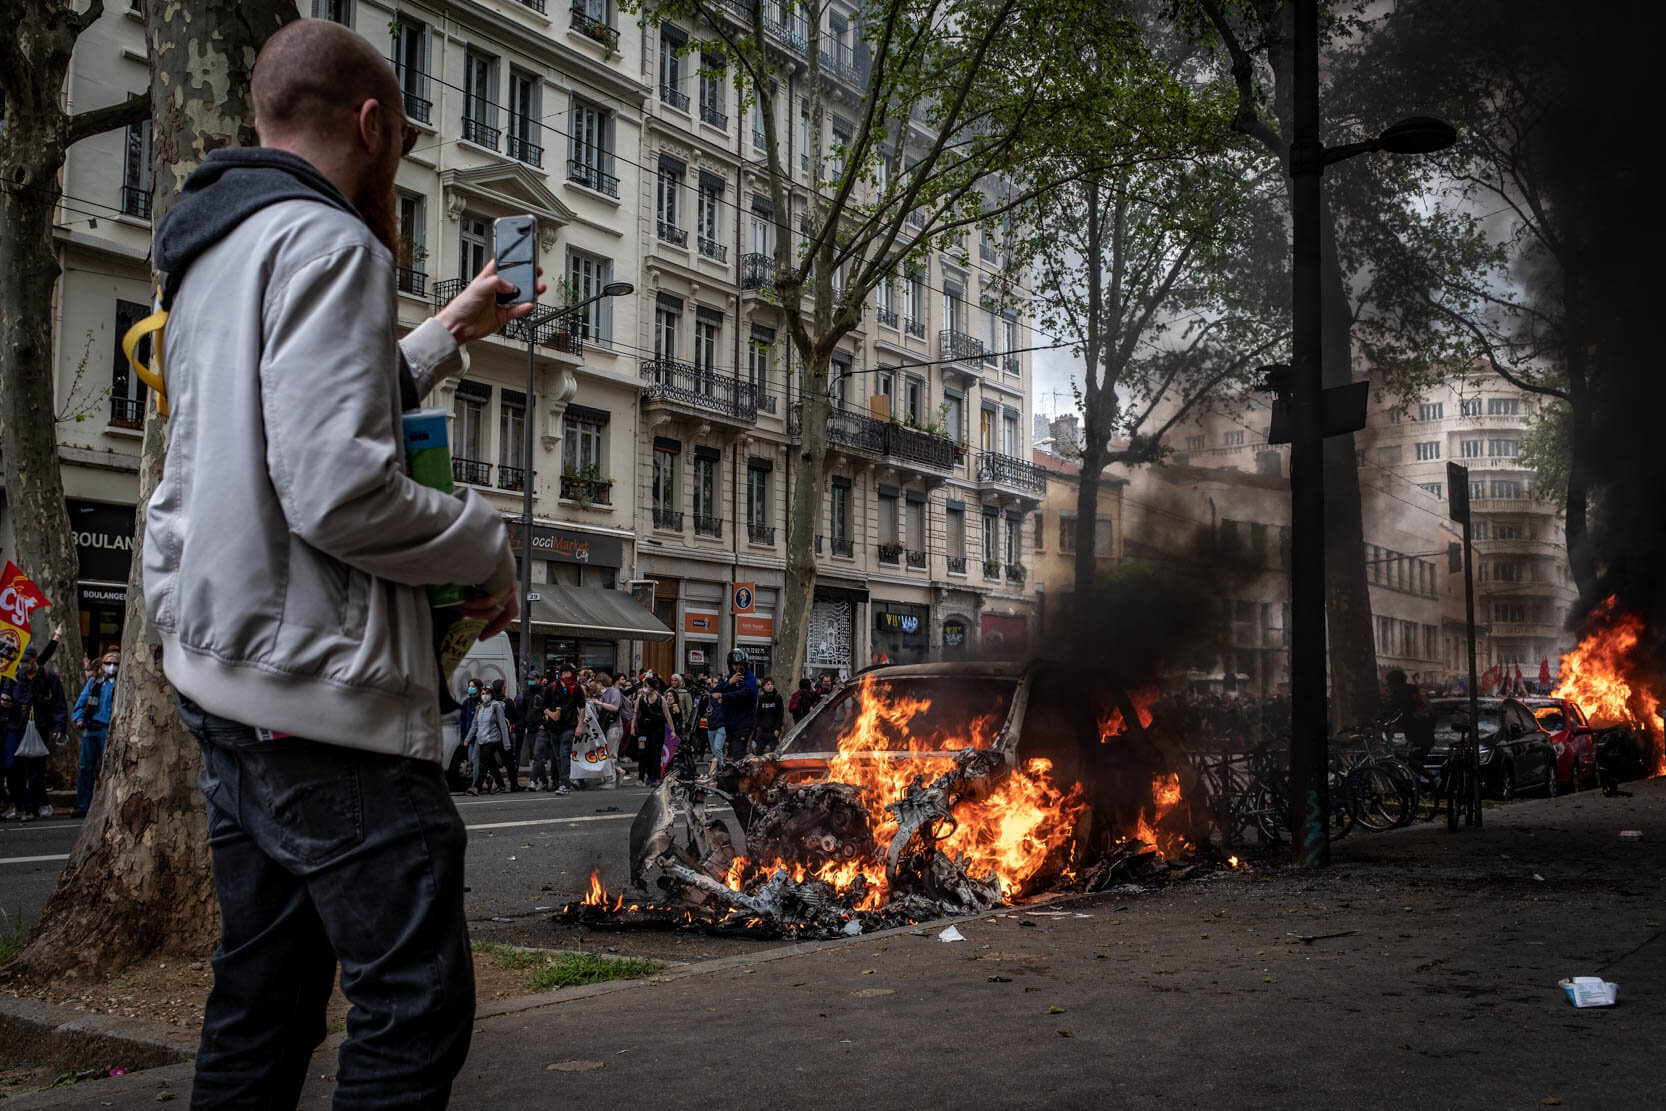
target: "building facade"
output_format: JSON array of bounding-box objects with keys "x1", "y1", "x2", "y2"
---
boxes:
[{"x1": 12, "y1": 0, "x2": 1044, "y2": 680}]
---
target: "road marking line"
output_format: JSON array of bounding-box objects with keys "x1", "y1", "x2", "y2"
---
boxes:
[
  {"x1": 467, "y1": 813, "x2": 634, "y2": 832},
  {"x1": 0, "y1": 853, "x2": 71, "y2": 866}
]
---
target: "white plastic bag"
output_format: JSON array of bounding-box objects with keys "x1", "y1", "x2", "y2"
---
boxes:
[{"x1": 15, "y1": 720, "x2": 49, "y2": 759}]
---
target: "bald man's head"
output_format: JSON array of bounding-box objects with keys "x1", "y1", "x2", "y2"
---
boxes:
[{"x1": 253, "y1": 19, "x2": 402, "y2": 142}]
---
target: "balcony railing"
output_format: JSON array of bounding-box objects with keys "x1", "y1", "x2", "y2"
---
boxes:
[
  {"x1": 906, "y1": 549, "x2": 926, "y2": 569},
  {"x1": 517, "y1": 0, "x2": 546, "y2": 12},
  {"x1": 396, "y1": 267, "x2": 427, "y2": 297},
  {"x1": 567, "y1": 158, "x2": 620, "y2": 198},
  {"x1": 877, "y1": 543, "x2": 903, "y2": 565},
  {"x1": 788, "y1": 404, "x2": 959, "y2": 472},
  {"x1": 700, "y1": 103, "x2": 728, "y2": 129},
  {"x1": 904, "y1": 317, "x2": 926, "y2": 339},
  {"x1": 560, "y1": 474, "x2": 613, "y2": 505},
  {"x1": 109, "y1": 396, "x2": 143, "y2": 429},
  {"x1": 453, "y1": 457, "x2": 492, "y2": 486},
  {"x1": 748, "y1": 523, "x2": 776, "y2": 544},
  {"x1": 461, "y1": 117, "x2": 500, "y2": 151},
  {"x1": 694, "y1": 514, "x2": 723, "y2": 537},
  {"x1": 660, "y1": 86, "x2": 690, "y2": 111},
  {"x1": 1006, "y1": 563, "x2": 1026, "y2": 583},
  {"x1": 905, "y1": 209, "x2": 927, "y2": 229},
  {"x1": 976, "y1": 450, "x2": 1048, "y2": 495},
  {"x1": 497, "y1": 465, "x2": 526, "y2": 493},
  {"x1": 658, "y1": 221, "x2": 689, "y2": 247},
  {"x1": 983, "y1": 558, "x2": 1001, "y2": 580},
  {"x1": 876, "y1": 306, "x2": 898, "y2": 328},
  {"x1": 817, "y1": 49, "x2": 867, "y2": 87},
  {"x1": 569, "y1": 7, "x2": 620, "y2": 51},
  {"x1": 946, "y1": 555, "x2": 967, "y2": 575},
  {"x1": 120, "y1": 184, "x2": 151, "y2": 220},
  {"x1": 653, "y1": 506, "x2": 684, "y2": 530},
  {"x1": 757, "y1": 392, "x2": 777, "y2": 414},
  {"x1": 507, "y1": 134, "x2": 543, "y2": 167},
  {"x1": 939, "y1": 329, "x2": 985, "y2": 363},
  {"x1": 1002, "y1": 354, "x2": 1020, "y2": 374},
  {"x1": 753, "y1": 128, "x2": 768, "y2": 149},
  {"x1": 431, "y1": 279, "x2": 585, "y2": 353},
  {"x1": 698, "y1": 236, "x2": 727, "y2": 261},
  {"x1": 979, "y1": 241, "x2": 997, "y2": 263},
  {"x1": 740, "y1": 252, "x2": 773, "y2": 290},
  {"x1": 640, "y1": 359, "x2": 759, "y2": 422},
  {"x1": 403, "y1": 88, "x2": 432, "y2": 125}
]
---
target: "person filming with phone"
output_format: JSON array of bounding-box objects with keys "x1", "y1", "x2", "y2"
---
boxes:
[{"x1": 141, "y1": 19, "x2": 547, "y2": 1106}]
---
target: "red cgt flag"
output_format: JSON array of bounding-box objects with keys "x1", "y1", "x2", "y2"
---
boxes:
[
  {"x1": 1539, "y1": 658, "x2": 1552, "y2": 687},
  {"x1": 0, "y1": 561, "x2": 51, "y2": 680}
]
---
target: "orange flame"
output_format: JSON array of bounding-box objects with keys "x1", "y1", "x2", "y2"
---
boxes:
[
  {"x1": 1097, "y1": 688, "x2": 1158, "y2": 741},
  {"x1": 1551, "y1": 596, "x2": 1664, "y2": 776}
]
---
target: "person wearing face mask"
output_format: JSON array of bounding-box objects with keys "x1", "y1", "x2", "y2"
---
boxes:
[
  {"x1": 70, "y1": 650, "x2": 122, "y2": 817},
  {"x1": 462, "y1": 684, "x2": 509, "y2": 795},
  {"x1": 1, "y1": 640, "x2": 68, "y2": 822}
]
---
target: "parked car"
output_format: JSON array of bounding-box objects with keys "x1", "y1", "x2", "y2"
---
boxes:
[
  {"x1": 1518, "y1": 697, "x2": 1598, "y2": 790},
  {"x1": 1423, "y1": 697, "x2": 1559, "y2": 800}
]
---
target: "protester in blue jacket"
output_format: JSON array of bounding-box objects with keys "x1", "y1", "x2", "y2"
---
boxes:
[
  {"x1": 710, "y1": 650, "x2": 760, "y2": 762},
  {"x1": 71, "y1": 650, "x2": 121, "y2": 816}
]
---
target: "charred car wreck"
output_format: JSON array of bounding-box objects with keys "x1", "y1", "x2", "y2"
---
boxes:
[{"x1": 566, "y1": 662, "x2": 1203, "y2": 937}]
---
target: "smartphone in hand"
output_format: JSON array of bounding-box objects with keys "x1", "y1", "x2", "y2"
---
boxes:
[{"x1": 493, "y1": 214, "x2": 537, "y2": 306}]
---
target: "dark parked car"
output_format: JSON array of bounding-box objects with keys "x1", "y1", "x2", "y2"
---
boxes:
[
  {"x1": 1423, "y1": 697, "x2": 1559, "y2": 800},
  {"x1": 1519, "y1": 697, "x2": 1598, "y2": 790}
]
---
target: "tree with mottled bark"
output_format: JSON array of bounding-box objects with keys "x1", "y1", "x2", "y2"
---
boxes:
[
  {"x1": 0, "y1": 0, "x2": 147, "y2": 787},
  {"x1": 3, "y1": 0, "x2": 295, "y2": 986}
]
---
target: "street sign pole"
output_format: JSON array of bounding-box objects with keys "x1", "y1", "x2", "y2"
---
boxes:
[{"x1": 1448, "y1": 460, "x2": 1482, "y2": 828}]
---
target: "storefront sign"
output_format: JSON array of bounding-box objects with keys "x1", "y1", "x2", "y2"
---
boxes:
[
  {"x1": 80, "y1": 586, "x2": 126, "y2": 606},
  {"x1": 68, "y1": 500, "x2": 136, "y2": 584},
  {"x1": 735, "y1": 615, "x2": 774, "y2": 639},
  {"x1": 684, "y1": 611, "x2": 719, "y2": 635},
  {"x1": 732, "y1": 582, "x2": 755, "y2": 614},
  {"x1": 687, "y1": 648, "x2": 707, "y2": 666},
  {"x1": 872, "y1": 602, "x2": 929, "y2": 640},
  {"x1": 505, "y1": 522, "x2": 624, "y2": 567},
  {"x1": 943, "y1": 620, "x2": 967, "y2": 648}
]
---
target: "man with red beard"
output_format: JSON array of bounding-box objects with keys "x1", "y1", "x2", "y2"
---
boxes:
[{"x1": 142, "y1": 19, "x2": 542, "y2": 1107}]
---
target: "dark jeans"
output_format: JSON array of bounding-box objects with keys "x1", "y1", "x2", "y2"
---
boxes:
[
  {"x1": 178, "y1": 697, "x2": 473, "y2": 1110},
  {"x1": 2, "y1": 727, "x2": 46, "y2": 814},
  {"x1": 500, "y1": 742, "x2": 520, "y2": 790},
  {"x1": 555, "y1": 728, "x2": 575, "y2": 788},
  {"x1": 76, "y1": 725, "x2": 107, "y2": 813}
]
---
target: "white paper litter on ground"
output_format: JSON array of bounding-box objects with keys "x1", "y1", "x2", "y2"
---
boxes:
[
  {"x1": 1560, "y1": 977, "x2": 1618, "y2": 1007},
  {"x1": 843, "y1": 920, "x2": 863, "y2": 936},
  {"x1": 938, "y1": 925, "x2": 966, "y2": 943},
  {"x1": 1619, "y1": 830, "x2": 1644, "y2": 841}
]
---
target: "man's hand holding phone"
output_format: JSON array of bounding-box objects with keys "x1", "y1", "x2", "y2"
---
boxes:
[{"x1": 435, "y1": 260, "x2": 547, "y2": 345}]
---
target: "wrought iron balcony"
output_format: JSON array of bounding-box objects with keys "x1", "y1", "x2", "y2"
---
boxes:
[
  {"x1": 983, "y1": 558, "x2": 1001, "y2": 580},
  {"x1": 403, "y1": 89, "x2": 431, "y2": 124},
  {"x1": 660, "y1": 86, "x2": 690, "y2": 111},
  {"x1": 787, "y1": 404, "x2": 959, "y2": 473},
  {"x1": 816, "y1": 49, "x2": 866, "y2": 87},
  {"x1": 698, "y1": 236, "x2": 727, "y2": 261},
  {"x1": 906, "y1": 549, "x2": 926, "y2": 569},
  {"x1": 939, "y1": 329, "x2": 985, "y2": 363},
  {"x1": 946, "y1": 555, "x2": 967, "y2": 575},
  {"x1": 700, "y1": 103, "x2": 728, "y2": 129},
  {"x1": 517, "y1": 0, "x2": 546, "y2": 12},
  {"x1": 567, "y1": 158, "x2": 620, "y2": 198},
  {"x1": 753, "y1": 128, "x2": 768, "y2": 149},
  {"x1": 109, "y1": 396, "x2": 143, "y2": 429},
  {"x1": 1003, "y1": 354, "x2": 1020, "y2": 374},
  {"x1": 497, "y1": 465, "x2": 526, "y2": 493},
  {"x1": 748, "y1": 523, "x2": 776, "y2": 544},
  {"x1": 461, "y1": 117, "x2": 500, "y2": 151},
  {"x1": 979, "y1": 240, "x2": 997, "y2": 263},
  {"x1": 877, "y1": 543, "x2": 903, "y2": 565},
  {"x1": 694, "y1": 514, "x2": 723, "y2": 537},
  {"x1": 120, "y1": 184, "x2": 151, "y2": 220},
  {"x1": 560, "y1": 474, "x2": 613, "y2": 505},
  {"x1": 740, "y1": 252, "x2": 773, "y2": 290},
  {"x1": 430, "y1": 279, "x2": 585, "y2": 353},
  {"x1": 658, "y1": 221, "x2": 689, "y2": 247},
  {"x1": 905, "y1": 209, "x2": 926, "y2": 229},
  {"x1": 508, "y1": 134, "x2": 543, "y2": 167},
  {"x1": 757, "y1": 392, "x2": 778, "y2": 414},
  {"x1": 640, "y1": 359, "x2": 759, "y2": 423},
  {"x1": 976, "y1": 450, "x2": 1048, "y2": 495},
  {"x1": 396, "y1": 267, "x2": 427, "y2": 297},
  {"x1": 1006, "y1": 563, "x2": 1026, "y2": 583},
  {"x1": 653, "y1": 506, "x2": 684, "y2": 530},
  {"x1": 876, "y1": 306, "x2": 898, "y2": 328},
  {"x1": 453, "y1": 457, "x2": 492, "y2": 486},
  {"x1": 904, "y1": 317, "x2": 926, "y2": 339},
  {"x1": 831, "y1": 536, "x2": 854, "y2": 557},
  {"x1": 569, "y1": 7, "x2": 620, "y2": 51}
]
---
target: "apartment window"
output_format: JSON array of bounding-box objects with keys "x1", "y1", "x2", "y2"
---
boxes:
[
  {"x1": 943, "y1": 393, "x2": 964, "y2": 444},
  {"x1": 393, "y1": 16, "x2": 431, "y2": 123},
  {"x1": 1460, "y1": 439, "x2": 1483, "y2": 458},
  {"x1": 452, "y1": 382, "x2": 488, "y2": 465},
  {"x1": 1224, "y1": 429, "x2": 1246, "y2": 447},
  {"x1": 567, "y1": 251, "x2": 614, "y2": 346},
  {"x1": 562, "y1": 411, "x2": 606, "y2": 473},
  {"x1": 121, "y1": 120, "x2": 153, "y2": 218},
  {"x1": 904, "y1": 376, "x2": 924, "y2": 424},
  {"x1": 1491, "y1": 479, "x2": 1523, "y2": 498},
  {"x1": 747, "y1": 327, "x2": 773, "y2": 401},
  {"x1": 1002, "y1": 412, "x2": 1019, "y2": 457},
  {"x1": 1488, "y1": 438, "x2": 1520, "y2": 457},
  {"x1": 312, "y1": 0, "x2": 353, "y2": 23},
  {"x1": 1059, "y1": 515, "x2": 1077, "y2": 554},
  {"x1": 1095, "y1": 518, "x2": 1113, "y2": 555},
  {"x1": 110, "y1": 300, "x2": 150, "y2": 425},
  {"x1": 878, "y1": 491, "x2": 900, "y2": 545},
  {"x1": 748, "y1": 200, "x2": 771, "y2": 256},
  {"x1": 654, "y1": 303, "x2": 680, "y2": 360},
  {"x1": 798, "y1": 98, "x2": 810, "y2": 170},
  {"x1": 1469, "y1": 480, "x2": 1485, "y2": 500},
  {"x1": 905, "y1": 497, "x2": 925, "y2": 554},
  {"x1": 1419, "y1": 402, "x2": 1444, "y2": 421},
  {"x1": 506, "y1": 68, "x2": 542, "y2": 166},
  {"x1": 658, "y1": 27, "x2": 687, "y2": 108},
  {"x1": 1494, "y1": 522, "x2": 1521, "y2": 539},
  {"x1": 1419, "y1": 482, "x2": 1442, "y2": 498},
  {"x1": 692, "y1": 453, "x2": 717, "y2": 524},
  {"x1": 1487, "y1": 397, "x2": 1520, "y2": 416},
  {"x1": 1002, "y1": 315, "x2": 1018, "y2": 372},
  {"x1": 1377, "y1": 445, "x2": 1402, "y2": 466},
  {"x1": 942, "y1": 280, "x2": 964, "y2": 334},
  {"x1": 830, "y1": 357, "x2": 850, "y2": 408},
  {"x1": 498, "y1": 390, "x2": 526, "y2": 483},
  {"x1": 657, "y1": 159, "x2": 684, "y2": 240},
  {"x1": 876, "y1": 277, "x2": 896, "y2": 324},
  {"x1": 904, "y1": 272, "x2": 925, "y2": 333},
  {"x1": 1415, "y1": 441, "x2": 1440, "y2": 461},
  {"x1": 693, "y1": 314, "x2": 719, "y2": 376},
  {"x1": 1387, "y1": 408, "x2": 1402, "y2": 424},
  {"x1": 652, "y1": 447, "x2": 677, "y2": 512},
  {"x1": 829, "y1": 116, "x2": 852, "y2": 179},
  {"x1": 747, "y1": 464, "x2": 769, "y2": 531},
  {"x1": 1185, "y1": 434, "x2": 1205, "y2": 452},
  {"x1": 829, "y1": 482, "x2": 851, "y2": 544},
  {"x1": 1494, "y1": 561, "x2": 1524, "y2": 582},
  {"x1": 458, "y1": 214, "x2": 489, "y2": 282},
  {"x1": 698, "y1": 53, "x2": 726, "y2": 128},
  {"x1": 980, "y1": 408, "x2": 995, "y2": 452},
  {"x1": 1460, "y1": 398, "x2": 1482, "y2": 417},
  {"x1": 697, "y1": 176, "x2": 723, "y2": 257},
  {"x1": 462, "y1": 48, "x2": 500, "y2": 150},
  {"x1": 1005, "y1": 516, "x2": 1021, "y2": 566},
  {"x1": 569, "y1": 97, "x2": 616, "y2": 195},
  {"x1": 946, "y1": 506, "x2": 965, "y2": 560}
]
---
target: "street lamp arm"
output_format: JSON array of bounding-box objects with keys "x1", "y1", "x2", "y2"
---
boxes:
[{"x1": 528, "y1": 282, "x2": 634, "y2": 328}]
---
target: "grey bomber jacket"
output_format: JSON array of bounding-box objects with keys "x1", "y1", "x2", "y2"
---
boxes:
[{"x1": 143, "y1": 198, "x2": 515, "y2": 762}]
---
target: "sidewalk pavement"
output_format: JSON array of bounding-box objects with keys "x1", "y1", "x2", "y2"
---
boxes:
[{"x1": 12, "y1": 779, "x2": 1665, "y2": 1109}]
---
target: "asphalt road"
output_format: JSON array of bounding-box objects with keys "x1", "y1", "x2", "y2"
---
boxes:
[{"x1": 0, "y1": 784, "x2": 653, "y2": 942}]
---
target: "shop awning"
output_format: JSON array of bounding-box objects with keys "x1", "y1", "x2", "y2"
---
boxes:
[{"x1": 519, "y1": 586, "x2": 674, "y2": 642}]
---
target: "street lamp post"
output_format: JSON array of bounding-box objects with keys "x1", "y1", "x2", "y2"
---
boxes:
[
  {"x1": 1286, "y1": 0, "x2": 1454, "y2": 867},
  {"x1": 516, "y1": 280, "x2": 634, "y2": 681}
]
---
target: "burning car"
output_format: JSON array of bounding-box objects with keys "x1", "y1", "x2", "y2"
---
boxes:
[
  {"x1": 1519, "y1": 697, "x2": 1598, "y2": 790},
  {"x1": 607, "y1": 661, "x2": 1197, "y2": 935}
]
